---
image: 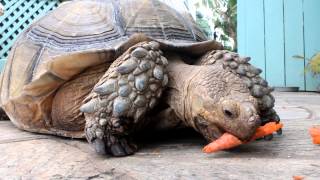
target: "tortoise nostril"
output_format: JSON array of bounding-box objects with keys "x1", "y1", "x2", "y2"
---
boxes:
[{"x1": 248, "y1": 115, "x2": 261, "y2": 126}]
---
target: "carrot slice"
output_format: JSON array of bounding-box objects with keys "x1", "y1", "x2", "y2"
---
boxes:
[
  {"x1": 203, "y1": 121, "x2": 284, "y2": 153},
  {"x1": 250, "y1": 122, "x2": 283, "y2": 141},
  {"x1": 203, "y1": 133, "x2": 242, "y2": 153},
  {"x1": 309, "y1": 126, "x2": 320, "y2": 144}
]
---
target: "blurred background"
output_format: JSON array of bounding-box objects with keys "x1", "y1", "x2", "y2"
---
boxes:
[{"x1": 0, "y1": 0, "x2": 319, "y2": 91}]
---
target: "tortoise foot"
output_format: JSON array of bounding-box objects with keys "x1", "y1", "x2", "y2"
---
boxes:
[
  {"x1": 82, "y1": 41, "x2": 168, "y2": 156},
  {"x1": 91, "y1": 133, "x2": 137, "y2": 157}
]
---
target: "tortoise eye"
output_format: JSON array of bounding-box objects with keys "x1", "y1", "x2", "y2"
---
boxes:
[
  {"x1": 221, "y1": 100, "x2": 239, "y2": 119},
  {"x1": 223, "y1": 109, "x2": 234, "y2": 118}
]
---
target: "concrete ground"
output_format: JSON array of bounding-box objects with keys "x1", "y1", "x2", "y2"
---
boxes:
[{"x1": 0, "y1": 92, "x2": 319, "y2": 180}]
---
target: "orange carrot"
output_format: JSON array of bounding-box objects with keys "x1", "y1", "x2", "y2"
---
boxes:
[
  {"x1": 203, "y1": 121, "x2": 284, "y2": 153},
  {"x1": 293, "y1": 175, "x2": 304, "y2": 180},
  {"x1": 309, "y1": 126, "x2": 320, "y2": 144},
  {"x1": 203, "y1": 133, "x2": 242, "y2": 153},
  {"x1": 250, "y1": 122, "x2": 283, "y2": 141}
]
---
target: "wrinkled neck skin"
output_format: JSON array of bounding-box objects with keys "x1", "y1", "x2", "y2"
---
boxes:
[{"x1": 165, "y1": 53, "x2": 260, "y2": 141}]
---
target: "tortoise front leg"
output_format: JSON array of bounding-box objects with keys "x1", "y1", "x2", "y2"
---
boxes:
[{"x1": 81, "y1": 41, "x2": 168, "y2": 156}]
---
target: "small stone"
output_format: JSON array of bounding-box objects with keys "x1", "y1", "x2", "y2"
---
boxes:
[
  {"x1": 129, "y1": 91, "x2": 137, "y2": 101},
  {"x1": 99, "y1": 99, "x2": 108, "y2": 107},
  {"x1": 94, "y1": 79, "x2": 117, "y2": 95},
  {"x1": 241, "y1": 77, "x2": 253, "y2": 88},
  {"x1": 149, "y1": 41, "x2": 160, "y2": 50},
  {"x1": 239, "y1": 57, "x2": 251, "y2": 63},
  {"x1": 248, "y1": 65, "x2": 262, "y2": 75},
  {"x1": 99, "y1": 118, "x2": 108, "y2": 126},
  {"x1": 251, "y1": 84, "x2": 267, "y2": 98},
  {"x1": 116, "y1": 59, "x2": 138, "y2": 74},
  {"x1": 149, "y1": 84, "x2": 159, "y2": 92},
  {"x1": 135, "y1": 74, "x2": 149, "y2": 91},
  {"x1": 109, "y1": 71, "x2": 118, "y2": 78},
  {"x1": 149, "y1": 98, "x2": 157, "y2": 109},
  {"x1": 229, "y1": 61, "x2": 238, "y2": 69},
  {"x1": 139, "y1": 60, "x2": 151, "y2": 71},
  {"x1": 95, "y1": 128, "x2": 104, "y2": 139},
  {"x1": 236, "y1": 64, "x2": 247, "y2": 76},
  {"x1": 259, "y1": 79, "x2": 268, "y2": 86},
  {"x1": 100, "y1": 113, "x2": 107, "y2": 118},
  {"x1": 246, "y1": 72, "x2": 256, "y2": 78},
  {"x1": 132, "y1": 47, "x2": 148, "y2": 58},
  {"x1": 107, "y1": 92, "x2": 118, "y2": 101},
  {"x1": 134, "y1": 95, "x2": 147, "y2": 107},
  {"x1": 261, "y1": 95, "x2": 275, "y2": 109},
  {"x1": 162, "y1": 74, "x2": 168, "y2": 86},
  {"x1": 113, "y1": 97, "x2": 131, "y2": 117},
  {"x1": 150, "y1": 50, "x2": 157, "y2": 59},
  {"x1": 156, "y1": 89, "x2": 162, "y2": 98},
  {"x1": 134, "y1": 108, "x2": 147, "y2": 122},
  {"x1": 146, "y1": 91, "x2": 152, "y2": 99},
  {"x1": 118, "y1": 78, "x2": 128, "y2": 86},
  {"x1": 161, "y1": 56, "x2": 168, "y2": 66},
  {"x1": 133, "y1": 68, "x2": 143, "y2": 75},
  {"x1": 153, "y1": 65, "x2": 164, "y2": 80},
  {"x1": 80, "y1": 99, "x2": 98, "y2": 113},
  {"x1": 119, "y1": 85, "x2": 132, "y2": 97},
  {"x1": 128, "y1": 74, "x2": 135, "y2": 81}
]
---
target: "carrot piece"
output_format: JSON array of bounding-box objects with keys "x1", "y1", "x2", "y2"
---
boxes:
[
  {"x1": 202, "y1": 133, "x2": 242, "y2": 153},
  {"x1": 250, "y1": 122, "x2": 283, "y2": 141},
  {"x1": 309, "y1": 126, "x2": 320, "y2": 144},
  {"x1": 203, "y1": 121, "x2": 283, "y2": 153},
  {"x1": 293, "y1": 175, "x2": 304, "y2": 180}
]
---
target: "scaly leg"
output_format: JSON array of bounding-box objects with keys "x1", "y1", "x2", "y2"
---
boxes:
[{"x1": 81, "y1": 41, "x2": 169, "y2": 156}]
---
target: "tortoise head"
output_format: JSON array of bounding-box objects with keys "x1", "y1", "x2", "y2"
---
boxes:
[
  {"x1": 167, "y1": 61, "x2": 261, "y2": 142},
  {"x1": 188, "y1": 66, "x2": 261, "y2": 142}
]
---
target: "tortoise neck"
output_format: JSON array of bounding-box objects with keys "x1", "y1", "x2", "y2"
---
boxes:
[{"x1": 165, "y1": 53, "x2": 200, "y2": 127}]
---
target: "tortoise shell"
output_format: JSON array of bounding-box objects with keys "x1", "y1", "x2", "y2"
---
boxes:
[{"x1": 0, "y1": 0, "x2": 221, "y2": 137}]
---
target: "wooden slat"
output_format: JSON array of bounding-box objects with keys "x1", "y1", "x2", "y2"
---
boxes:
[
  {"x1": 0, "y1": 1, "x2": 57, "y2": 57},
  {"x1": 264, "y1": 0, "x2": 285, "y2": 87},
  {"x1": 238, "y1": 0, "x2": 266, "y2": 78},
  {"x1": 284, "y1": 0, "x2": 305, "y2": 90},
  {"x1": 237, "y1": 0, "x2": 247, "y2": 55},
  {"x1": 303, "y1": 0, "x2": 320, "y2": 91},
  {"x1": 0, "y1": 0, "x2": 59, "y2": 65}
]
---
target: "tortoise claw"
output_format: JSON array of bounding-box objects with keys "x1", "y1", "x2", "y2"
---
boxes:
[{"x1": 93, "y1": 138, "x2": 107, "y2": 155}]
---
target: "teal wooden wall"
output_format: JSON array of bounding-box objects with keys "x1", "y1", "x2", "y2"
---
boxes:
[
  {"x1": 238, "y1": 0, "x2": 320, "y2": 91},
  {"x1": 0, "y1": 0, "x2": 59, "y2": 70}
]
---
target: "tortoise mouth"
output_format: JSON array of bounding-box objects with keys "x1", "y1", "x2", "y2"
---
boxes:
[{"x1": 194, "y1": 116, "x2": 225, "y2": 141}]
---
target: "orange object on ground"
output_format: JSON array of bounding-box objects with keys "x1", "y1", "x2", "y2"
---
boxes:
[
  {"x1": 293, "y1": 175, "x2": 304, "y2": 180},
  {"x1": 203, "y1": 122, "x2": 283, "y2": 153},
  {"x1": 309, "y1": 126, "x2": 320, "y2": 144}
]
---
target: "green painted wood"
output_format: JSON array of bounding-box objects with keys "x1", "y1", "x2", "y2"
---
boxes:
[
  {"x1": 0, "y1": 0, "x2": 60, "y2": 69},
  {"x1": 264, "y1": 0, "x2": 285, "y2": 87},
  {"x1": 0, "y1": 1, "x2": 58, "y2": 57},
  {"x1": 238, "y1": 0, "x2": 320, "y2": 91},
  {"x1": 237, "y1": 0, "x2": 247, "y2": 55},
  {"x1": 238, "y1": 0, "x2": 266, "y2": 78},
  {"x1": 303, "y1": 0, "x2": 320, "y2": 91},
  {"x1": 284, "y1": 0, "x2": 305, "y2": 90}
]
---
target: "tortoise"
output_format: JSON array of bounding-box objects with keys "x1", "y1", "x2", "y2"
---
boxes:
[{"x1": 0, "y1": 0, "x2": 280, "y2": 156}]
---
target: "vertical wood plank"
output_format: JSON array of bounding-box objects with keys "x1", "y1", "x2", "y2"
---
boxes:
[
  {"x1": 303, "y1": 0, "x2": 320, "y2": 91},
  {"x1": 245, "y1": 0, "x2": 266, "y2": 78},
  {"x1": 284, "y1": 0, "x2": 305, "y2": 90},
  {"x1": 237, "y1": 0, "x2": 247, "y2": 55},
  {"x1": 264, "y1": 0, "x2": 285, "y2": 87}
]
